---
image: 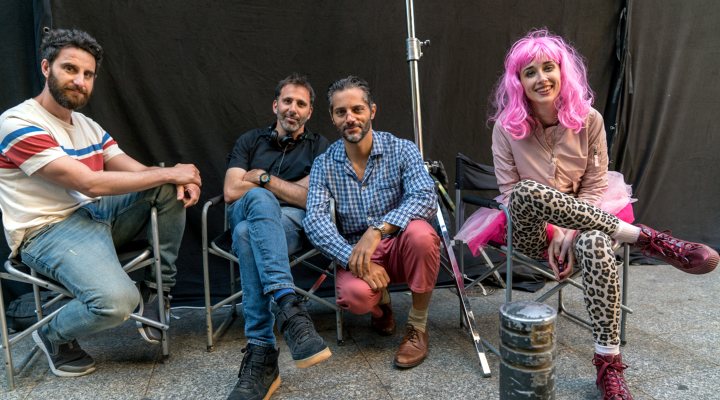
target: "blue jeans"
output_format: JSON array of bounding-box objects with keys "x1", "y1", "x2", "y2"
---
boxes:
[
  {"x1": 228, "y1": 188, "x2": 304, "y2": 347},
  {"x1": 19, "y1": 184, "x2": 185, "y2": 344}
]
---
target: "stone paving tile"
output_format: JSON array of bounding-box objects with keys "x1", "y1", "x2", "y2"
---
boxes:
[
  {"x1": 2, "y1": 264, "x2": 720, "y2": 399},
  {"x1": 655, "y1": 327, "x2": 720, "y2": 366},
  {"x1": 635, "y1": 367, "x2": 720, "y2": 400},
  {"x1": 0, "y1": 336, "x2": 43, "y2": 397}
]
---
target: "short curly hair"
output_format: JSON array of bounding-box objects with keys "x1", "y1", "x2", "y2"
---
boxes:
[{"x1": 40, "y1": 28, "x2": 104, "y2": 70}]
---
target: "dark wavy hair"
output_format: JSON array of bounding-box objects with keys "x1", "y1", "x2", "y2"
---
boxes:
[
  {"x1": 326, "y1": 76, "x2": 374, "y2": 112},
  {"x1": 40, "y1": 28, "x2": 104, "y2": 70},
  {"x1": 275, "y1": 73, "x2": 315, "y2": 105}
]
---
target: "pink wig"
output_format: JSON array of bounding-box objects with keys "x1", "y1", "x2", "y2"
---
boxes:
[{"x1": 490, "y1": 29, "x2": 594, "y2": 140}]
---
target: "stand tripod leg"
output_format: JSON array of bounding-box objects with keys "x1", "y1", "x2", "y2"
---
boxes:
[{"x1": 435, "y1": 204, "x2": 491, "y2": 377}]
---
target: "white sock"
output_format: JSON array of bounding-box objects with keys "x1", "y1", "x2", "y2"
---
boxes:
[
  {"x1": 380, "y1": 288, "x2": 391, "y2": 305},
  {"x1": 407, "y1": 307, "x2": 428, "y2": 333},
  {"x1": 595, "y1": 343, "x2": 620, "y2": 356},
  {"x1": 612, "y1": 221, "x2": 641, "y2": 244}
]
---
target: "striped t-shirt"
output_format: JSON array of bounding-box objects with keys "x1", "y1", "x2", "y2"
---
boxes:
[{"x1": 0, "y1": 99, "x2": 124, "y2": 255}]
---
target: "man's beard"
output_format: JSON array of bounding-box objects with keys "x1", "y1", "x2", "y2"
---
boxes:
[
  {"x1": 48, "y1": 71, "x2": 90, "y2": 110},
  {"x1": 277, "y1": 112, "x2": 308, "y2": 135},
  {"x1": 340, "y1": 120, "x2": 371, "y2": 144}
]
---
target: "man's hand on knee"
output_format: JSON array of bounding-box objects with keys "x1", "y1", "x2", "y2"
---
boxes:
[
  {"x1": 362, "y1": 262, "x2": 390, "y2": 291},
  {"x1": 167, "y1": 163, "x2": 202, "y2": 187},
  {"x1": 177, "y1": 183, "x2": 201, "y2": 208},
  {"x1": 348, "y1": 228, "x2": 382, "y2": 277}
]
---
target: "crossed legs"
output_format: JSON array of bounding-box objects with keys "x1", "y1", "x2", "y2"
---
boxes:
[
  {"x1": 508, "y1": 179, "x2": 718, "y2": 399},
  {"x1": 508, "y1": 180, "x2": 623, "y2": 347}
]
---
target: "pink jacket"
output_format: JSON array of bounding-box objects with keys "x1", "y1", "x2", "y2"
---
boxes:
[{"x1": 491, "y1": 108, "x2": 608, "y2": 206}]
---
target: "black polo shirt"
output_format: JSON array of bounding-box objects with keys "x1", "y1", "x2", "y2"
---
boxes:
[{"x1": 226, "y1": 124, "x2": 330, "y2": 182}]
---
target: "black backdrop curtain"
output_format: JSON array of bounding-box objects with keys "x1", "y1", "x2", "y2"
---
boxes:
[
  {"x1": 2, "y1": 0, "x2": 716, "y2": 305},
  {"x1": 612, "y1": 0, "x2": 720, "y2": 249}
]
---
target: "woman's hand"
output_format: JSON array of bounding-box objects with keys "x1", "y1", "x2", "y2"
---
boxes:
[{"x1": 547, "y1": 226, "x2": 576, "y2": 281}]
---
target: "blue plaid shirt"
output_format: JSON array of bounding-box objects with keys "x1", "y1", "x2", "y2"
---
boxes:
[{"x1": 303, "y1": 130, "x2": 437, "y2": 268}]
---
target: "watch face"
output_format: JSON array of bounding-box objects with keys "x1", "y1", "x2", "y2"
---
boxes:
[{"x1": 260, "y1": 173, "x2": 270, "y2": 183}]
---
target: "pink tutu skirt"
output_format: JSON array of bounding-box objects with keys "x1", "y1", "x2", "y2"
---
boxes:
[{"x1": 455, "y1": 172, "x2": 636, "y2": 256}]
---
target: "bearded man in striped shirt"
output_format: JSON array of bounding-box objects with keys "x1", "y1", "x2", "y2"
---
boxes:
[{"x1": 0, "y1": 28, "x2": 201, "y2": 377}]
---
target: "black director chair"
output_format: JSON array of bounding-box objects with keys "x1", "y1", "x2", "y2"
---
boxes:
[{"x1": 426, "y1": 160, "x2": 492, "y2": 377}]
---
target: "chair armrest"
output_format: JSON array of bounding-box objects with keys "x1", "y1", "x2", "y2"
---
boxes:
[
  {"x1": 462, "y1": 194, "x2": 501, "y2": 210},
  {"x1": 202, "y1": 194, "x2": 227, "y2": 242},
  {"x1": 206, "y1": 194, "x2": 224, "y2": 208},
  {"x1": 202, "y1": 194, "x2": 225, "y2": 219}
]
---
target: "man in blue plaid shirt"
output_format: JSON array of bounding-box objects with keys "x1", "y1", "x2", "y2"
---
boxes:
[{"x1": 303, "y1": 76, "x2": 440, "y2": 368}]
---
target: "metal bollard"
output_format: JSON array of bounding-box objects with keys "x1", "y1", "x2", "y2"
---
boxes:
[{"x1": 499, "y1": 301, "x2": 557, "y2": 399}]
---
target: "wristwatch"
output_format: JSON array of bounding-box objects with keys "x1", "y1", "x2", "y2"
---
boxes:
[
  {"x1": 371, "y1": 221, "x2": 387, "y2": 236},
  {"x1": 259, "y1": 173, "x2": 271, "y2": 187}
]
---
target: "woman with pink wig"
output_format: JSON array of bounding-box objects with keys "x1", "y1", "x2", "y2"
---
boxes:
[{"x1": 456, "y1": 29, "x2": 718, "y2": 400}]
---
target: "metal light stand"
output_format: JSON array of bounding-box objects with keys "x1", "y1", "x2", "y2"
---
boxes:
[
  {"x1": 405, "y1": 0, "x2": 429, "y2": 158},
  {"x1": 405, "y1": 0, "x2": 491, "y2": 377}
]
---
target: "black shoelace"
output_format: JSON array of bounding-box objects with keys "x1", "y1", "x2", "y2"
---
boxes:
[
  {"x1": 237, "y1": 347, "x2": 264, "y2": 387},
  {"x1": 285, "y1": 313, "x2": 313, "y2": 344}
]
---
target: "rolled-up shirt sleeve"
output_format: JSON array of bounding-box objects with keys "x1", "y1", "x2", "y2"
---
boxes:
[
  {"x1": 382, "y1": 142, "x2": 437, "y2": 229},
  {"x1": 303, "y1": 154, "x2": 354, "y2": 268}
]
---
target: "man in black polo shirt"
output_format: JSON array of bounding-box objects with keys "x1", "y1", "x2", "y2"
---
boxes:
[{"x1": 224, "y1": 74, "x2": 331, "y2": 400}]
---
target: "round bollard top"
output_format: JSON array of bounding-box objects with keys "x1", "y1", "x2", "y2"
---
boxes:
[{"x1": 500, "y1": 301, "x2": 557, "y2": 325}]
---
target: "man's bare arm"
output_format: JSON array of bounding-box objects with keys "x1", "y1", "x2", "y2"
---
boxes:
[
  {"x1": 103, "y1": 155, "x2": 201, "y2": 207},
  {"x1": 104, "y1": 153, "x2": 151, "y2": 173},
  {"x1": 224, "y1": 167, "x2": 258, "y2": 203},
  {"x1": 265, "y1": 174, "x2": 309, "y2": 208},
  {"x1": 36, "y1": 155, "x2": 201, "y2": 198},
  {"x1": 224, "y1": 168, "x2": 309, "y2": 208}
]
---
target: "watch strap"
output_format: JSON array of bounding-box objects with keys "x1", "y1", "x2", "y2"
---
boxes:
[
  {"x1": 259, "y1": 173, "x2": 271, "y2": 187},
  {"x1": 371, "y1": 222, "x2": 386, "y2": 236}
]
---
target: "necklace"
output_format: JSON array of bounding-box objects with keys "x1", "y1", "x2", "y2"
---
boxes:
[
  {"x1": 543, "y1": 126, "x2": 557, "y2": 149},
  {"x1": 541, "y1": 126, "x2": 558, "y2": 165}
]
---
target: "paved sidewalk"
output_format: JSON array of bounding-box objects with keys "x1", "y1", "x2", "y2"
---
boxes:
[{"x1": 2, "y1": 264, "x2": 719, "y2": 399}]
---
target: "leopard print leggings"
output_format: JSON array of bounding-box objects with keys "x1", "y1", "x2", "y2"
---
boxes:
[{"x1": 510, "y1": 179, "x2": 622, "y2": 346}]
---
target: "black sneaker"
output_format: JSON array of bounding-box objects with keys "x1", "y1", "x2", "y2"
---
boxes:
[
  {"x1": 274, "y1": 295, "x2": 331, "y2": 368},
  {"x1": 136, "y1": 283, "x2": 170, "y2": 344},
  {"x1": 227, "y1": 344, "x2": 281, "y2": 400},
  {"x1": 32, "y1": 328, "x2": 96, "y2": 377}
]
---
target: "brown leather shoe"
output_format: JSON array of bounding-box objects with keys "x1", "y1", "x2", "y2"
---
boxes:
[
  {"x1": 371, "y1": 303, "x2": 396, "y2": 336},
  {"x1": 394, "y1": 325, "x2": 428, "y2": 368}
]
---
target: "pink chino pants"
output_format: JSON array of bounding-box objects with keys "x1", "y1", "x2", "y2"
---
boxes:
[{"x1": 335, "y1": 220, "x2": 440, "y2": 317}]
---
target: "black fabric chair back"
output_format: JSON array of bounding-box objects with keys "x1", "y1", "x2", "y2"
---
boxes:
[{"x1": 455, "y1": 153, "x2": 498, "y2": 191}]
